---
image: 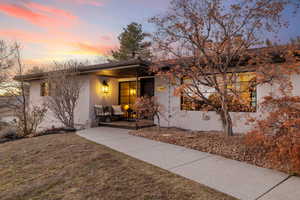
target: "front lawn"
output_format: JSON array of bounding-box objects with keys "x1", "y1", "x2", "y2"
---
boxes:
[{"x1": 0, "y1": 133, "x2": 236, "y2": 200}]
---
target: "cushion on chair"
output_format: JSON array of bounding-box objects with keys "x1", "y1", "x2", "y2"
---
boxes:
[
  {"x1": 112, "y1": 105, "x2": 124, "y2": 115},
  {"x1": 95, "y1": 105, "x2": 110, "y2": 116}
]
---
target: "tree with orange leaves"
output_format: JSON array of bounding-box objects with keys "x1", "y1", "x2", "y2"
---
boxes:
[
  {"x1": 134, "y1": 96, "x2": 163, "y2": 130},
  {"x1": 150, "y1": 0, "x2": 300, "y2": 136},
  {"x1": 246, "y1": 95, "x2": 300, "y2": 174}
]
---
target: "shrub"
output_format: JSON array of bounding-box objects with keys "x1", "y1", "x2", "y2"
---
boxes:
[
  {"x1": 245, "y1": 96, "x2": 300, "y2": 174},
  {"x1": 15, "y1": 105, "x2": 47, "y2": 137},
  {"x1": 134, "y1": 96, "x2": 163, "y2": 130}
]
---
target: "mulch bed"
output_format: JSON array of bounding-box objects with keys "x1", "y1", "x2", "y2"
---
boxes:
[{"x1": 130, "y1": 127, "x2": 286, "y2": 173}]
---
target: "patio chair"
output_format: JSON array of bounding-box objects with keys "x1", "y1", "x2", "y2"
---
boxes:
[{"x1": 94, "y1": 105, "x2": 112, "y2": 123}]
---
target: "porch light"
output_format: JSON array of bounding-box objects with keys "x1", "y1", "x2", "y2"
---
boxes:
[
  {"x1": 102, "y1": 80, "x2": 109, "y2": 94},
  {"x1": 124, "y1": 104, "x2": 129, "y2": 110},
  {"x1": 129, "y1": 88, "x2": 136, "y2": 96}
]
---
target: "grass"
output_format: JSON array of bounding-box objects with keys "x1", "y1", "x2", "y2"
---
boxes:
[{"x1": 0, "y1": 133, "x2": 236, "y2": 200}]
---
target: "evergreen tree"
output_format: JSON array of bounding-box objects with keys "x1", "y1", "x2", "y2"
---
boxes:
[{"x1": 111, "y1": 22, "x2": 151, "y2": 61}]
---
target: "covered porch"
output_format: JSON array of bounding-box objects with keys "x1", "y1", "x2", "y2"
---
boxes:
[{"x1": 87, "y1": 59, "x2": 156, "y2": 129}]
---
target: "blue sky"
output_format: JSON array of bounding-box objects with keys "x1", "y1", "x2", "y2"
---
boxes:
[{"x1": 0, "y1": 0, "x2": 299, "y2": 66}]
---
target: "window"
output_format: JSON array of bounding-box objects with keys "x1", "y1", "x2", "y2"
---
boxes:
[
  {"x1": 40, "y1": 82, "x2": 50, "y2": 96},
  {"x1": 119, "y1": 81, "x2": 140, "y2": 108},
  {"x1": 181, "y1": 72, "x2": 257, "y2": 112}
]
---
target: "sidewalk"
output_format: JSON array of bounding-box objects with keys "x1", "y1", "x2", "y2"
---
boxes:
[{"x1": 77, "y1": 127, "x2": 300, "y2": 200}]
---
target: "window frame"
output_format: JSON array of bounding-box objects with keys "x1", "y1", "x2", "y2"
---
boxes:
[
  {"x1": 180, "y1": 72, "x2": 257, "y2": 113},
  {"x1": 118, "y1": 81, "x2": 140, "y2": 107},
  {"x1": 40, "y1": 82, "x2": 51, "y2": 97}
]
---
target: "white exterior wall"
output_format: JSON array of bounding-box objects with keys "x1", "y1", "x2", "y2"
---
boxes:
[
  {"x1": 154, "y1": 75, "x2": 294, "y2": 134},
  {"x1": 29, "y1": 75, "x2": 90, "y2": 130},
  {"x1": 28, "y1": 72, "x2": 300, "y2": 133},
  {"x1": 89, "y1": 75, "x2": 119, "y2": 126},
  {"x1": 29, "y1": 74, "x2": 135, "y2": 130}
]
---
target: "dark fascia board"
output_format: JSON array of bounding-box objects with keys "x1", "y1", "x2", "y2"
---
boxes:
[{"x1": 14, "y1": 59, "x2": 150, "y2": 81}]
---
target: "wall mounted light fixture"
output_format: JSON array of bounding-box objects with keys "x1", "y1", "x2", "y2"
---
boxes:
[{"x1": 102, "y1": 80, "x2": 109, "y2": 94}]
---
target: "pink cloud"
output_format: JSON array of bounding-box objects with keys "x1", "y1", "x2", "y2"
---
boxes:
[
  {"x1": 61, "y1": 0, "x2": 105, "y2": 6},
  {"x1": 0, "y1": 2, "x2": 78, "y2": 29},
  {"x1": 100, "y1": 35, "x2": 112, "y2": 41},
  {"x1": 25, "y1": 2, "x2": 78, "y2": 22}
]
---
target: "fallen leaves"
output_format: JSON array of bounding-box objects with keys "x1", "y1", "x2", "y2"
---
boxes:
[{"x1": 130, "y1": 127, "x2": 289, "y2": 174}]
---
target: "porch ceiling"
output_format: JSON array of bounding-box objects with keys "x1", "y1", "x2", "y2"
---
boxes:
[{"x1": 93, "y1": 65, "x2": 151, "y2": 78}]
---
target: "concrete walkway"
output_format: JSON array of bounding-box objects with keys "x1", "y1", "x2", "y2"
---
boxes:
[{"x1": 77, "y1": 127, "x2": 300, "y2": 200}]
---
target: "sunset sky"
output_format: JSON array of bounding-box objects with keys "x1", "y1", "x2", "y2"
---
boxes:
[{"x1": 1, "y1": 0, "x2": 300, "y2": 67}]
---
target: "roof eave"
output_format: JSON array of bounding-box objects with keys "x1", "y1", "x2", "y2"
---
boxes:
[{"x1": 14, "y1": 59, "x2": 151, "y2": 82}]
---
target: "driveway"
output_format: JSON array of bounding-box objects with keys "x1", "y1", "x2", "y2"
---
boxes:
[{"x1": 77, "y1": 127, "x2": 300, "y2": 200}]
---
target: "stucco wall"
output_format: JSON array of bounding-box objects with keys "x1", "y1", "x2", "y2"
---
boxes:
[
  {"x1": 154, "y1": 75, "x2": 286, "y2": 134},
  {"x1": 29, "y1": 74, "x2": 133, "y2": 129},
  {"x1": 89, "y1": 75, "x2": 119, "y2": 126},
  {"x1": 29, "y1": 75, "x2": 90, "y2": 130}
]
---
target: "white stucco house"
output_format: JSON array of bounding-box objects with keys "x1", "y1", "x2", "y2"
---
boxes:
[{"x1": 18, "y1": 59, "x2": 300, "y2": 133}]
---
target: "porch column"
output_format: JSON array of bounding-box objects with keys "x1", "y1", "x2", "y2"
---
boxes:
[{"x1": 136, "y1": 75, "x2": 139, "y2": 98}]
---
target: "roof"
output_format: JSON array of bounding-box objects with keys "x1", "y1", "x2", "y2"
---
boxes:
[
  {"x1": 15, "y1": 59, "x2": 151, "y2": 81},
  {"x1": 15, "y1": 45, "x2": 300, "y2": 81}
]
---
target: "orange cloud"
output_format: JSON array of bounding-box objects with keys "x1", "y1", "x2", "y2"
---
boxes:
[
  {"x1": 0, "y1": 28, "x2": 113, "y2": 62},
  {"x1": 0, "y1": 2, "x2": 78, "y2": 29},
  {"x1": 0, "y1": 29, "x2": 78, "y2": 47},
  {"x1": 71, "y1": 42, "x2": 113, "y2": 55},
  {"x1": 0, "y1": 29, "x2": 114, "y2": 54}
]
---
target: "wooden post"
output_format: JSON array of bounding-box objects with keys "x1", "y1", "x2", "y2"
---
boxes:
[{"x1": 136, "y1": 75, "x2": 139, "y2": 98}]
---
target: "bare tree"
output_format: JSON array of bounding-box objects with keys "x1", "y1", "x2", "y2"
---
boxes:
[
  {"x1": 0, "y1": 40, "x2": 17, "y2": 84},
  {"x1": 150, "y1": 0, "x2": 300, "y2": 136},
  {"x1": 46, "y1": 61, "x2": 85, "y2": 129},
  {"x1": 4, "y1": 43, "x2": 47, "y2": 136}
]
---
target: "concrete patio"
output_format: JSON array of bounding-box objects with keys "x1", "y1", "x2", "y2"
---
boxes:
[{"x1": 77, "y1": 127, "x2": 300, "y2": 200}]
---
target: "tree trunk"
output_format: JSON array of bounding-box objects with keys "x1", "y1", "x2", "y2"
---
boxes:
[
  {"x1": 70, "y1": 110, "x2": 74, "y2": 129},
  {"x1": 219, "y1": 101, "x2": 234, "y2": 136},
  {"x1": 156, "y1": 114, "x2": 160, "y2": 132}
]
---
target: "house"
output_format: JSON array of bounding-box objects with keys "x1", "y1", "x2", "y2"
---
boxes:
[
  {"x1": 18, "y1": 60, "x2": 154, "y2": 130},
  {"x1": 17, "y1": 58, "x2": 300, "y2": 133}
]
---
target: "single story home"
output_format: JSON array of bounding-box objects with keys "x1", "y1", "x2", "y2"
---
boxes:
[{"x1": 18, "y1": 58, "x2": 300, "y2": 133}]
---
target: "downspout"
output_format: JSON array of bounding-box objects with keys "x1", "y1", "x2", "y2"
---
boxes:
[{"x1": 168, "y1": 79, "x2": 171, "y2": 128}]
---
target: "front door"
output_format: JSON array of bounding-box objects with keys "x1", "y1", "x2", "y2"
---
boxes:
[{"x1": 140, "y1": 78, "x2": 154, "y2": 97}]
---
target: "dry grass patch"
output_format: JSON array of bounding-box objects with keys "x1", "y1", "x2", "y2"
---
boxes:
[{"x1": 0, "y1": 133, "x2": 236, "y2": 200}]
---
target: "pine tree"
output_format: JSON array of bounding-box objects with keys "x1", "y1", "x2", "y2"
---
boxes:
[{"x1": 111, "y1": 22, "x2": 151, "y2": 61}]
